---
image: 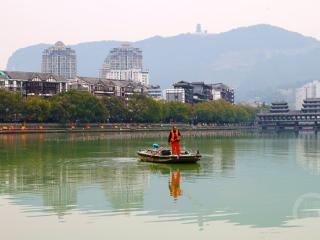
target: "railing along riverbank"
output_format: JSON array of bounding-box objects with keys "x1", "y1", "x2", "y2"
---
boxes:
[{"x1": 0, "y1": 123, "x2": 257, "y2": 134}]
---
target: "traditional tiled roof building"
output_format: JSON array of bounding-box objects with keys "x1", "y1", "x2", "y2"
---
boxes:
[
  {"x1": 0, "y1": 70, "x2": 67, "y2": 97},
  {"x1": 257, "y1": 98, "x2": 320, "y2": 130},
  {"x1": 68, "y1": 76, "x2": 147, "y2": 99}
]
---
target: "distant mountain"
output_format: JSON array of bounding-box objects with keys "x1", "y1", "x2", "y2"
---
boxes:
[{"x1": 6, "y1": 24, "x2": 320, "y2": 102}]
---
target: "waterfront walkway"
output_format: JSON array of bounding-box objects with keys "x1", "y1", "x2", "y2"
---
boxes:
[{"x1": 0, "y1": 123, "x2": 255, "y2": 134}]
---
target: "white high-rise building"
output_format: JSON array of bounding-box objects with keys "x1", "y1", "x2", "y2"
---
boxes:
[
  {"x1": 100, "y1": 44, "x2": 149, "y2": 85},
  {"x1": 41, "y1": 41, "x2": 77, "y2": 79},
  {"x1": 295, "y1": 80, "x2": 320, "y2": 110}
]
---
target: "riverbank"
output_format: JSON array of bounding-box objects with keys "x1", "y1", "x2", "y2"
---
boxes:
[{"x1": 0, "y1": 123, "x2": 256, "y2": 134}]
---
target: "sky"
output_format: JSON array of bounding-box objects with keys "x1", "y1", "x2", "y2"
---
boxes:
[{"x1": 1, "y1": 0, "x2": 320, "y2": 69}]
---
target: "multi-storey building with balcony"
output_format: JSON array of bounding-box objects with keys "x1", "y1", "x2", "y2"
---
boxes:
[
  {"x1": 211, "y1": 83, "x2": 234, "y2": 104},
  {"x1": 166, "y1": 81, "x2": 234, "y2": 104},
  {"x1": 191, "y1": 82, "x2": 213, "y2": 103},
  {"x1": 172, "y1": 81, "x2": 194, "y2": 104}
]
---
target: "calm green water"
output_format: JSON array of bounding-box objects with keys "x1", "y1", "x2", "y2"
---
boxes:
[{"x1": 0, "y1": 131, "x2": 320, "y2": 239}]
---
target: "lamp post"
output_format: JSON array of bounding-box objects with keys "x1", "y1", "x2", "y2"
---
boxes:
[{"x1": 5, "y1": 107, "x2": 9, "y2": 122}]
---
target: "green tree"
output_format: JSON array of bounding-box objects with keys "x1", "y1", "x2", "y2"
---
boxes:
[
  {"x1": 52, "y1": 90, "x2": 107, "y2": 123},
  {"x1": 0, "y1": 89, "x2": 23, "y2": 122},
  {"x1": 49, "y1": 101, "x2": 70, "y2": 123},
  {"x1": 194, "y1": 100, "x2": 258, "y2": 124},
  {"x1": 127, "y1": 94, "x2": 161, "y2": 123},
  {"x1": 157, "y1": 100, "x2": 170, "y2": 123},
  {"x1": 0, "y1": 88, "x2": 260, "y2": 124},
  {"x1": 194, "y1": 101, "x2": 213, "y2": 123},
  {"x1": 164, "y1": 101, "x2": 192, "y2": 123},
  {"x1": 100, "y1": 96, "x2": 127, "y2": 123},
  {"x1": 24, "y1": 96, "x2": 51, "y2": 122}
]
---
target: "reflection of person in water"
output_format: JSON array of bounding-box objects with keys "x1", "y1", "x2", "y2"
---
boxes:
[{"x1": 169, "y1": 170, "x2": 181, "y2": 199}]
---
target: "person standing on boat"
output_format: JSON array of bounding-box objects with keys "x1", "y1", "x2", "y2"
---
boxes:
[{"x1": 168, "y1": 126, "x2": 181, "y2": 156}]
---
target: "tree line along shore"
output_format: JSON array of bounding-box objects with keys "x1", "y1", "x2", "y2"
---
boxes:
[{"x1": 0, "y1": 89, "x2": 263, "y2": 125}]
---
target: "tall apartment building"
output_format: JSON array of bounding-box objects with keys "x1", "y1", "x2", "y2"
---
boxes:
[
  {"x1": 41, "y1": 41, "x2": 77, "y2": 80},
  {"x1": 295, "y1": 80, "x2": 320, "y2": 110},
  {"x1": 100, "y1": 44, "x2": 149, "y2": 85}
]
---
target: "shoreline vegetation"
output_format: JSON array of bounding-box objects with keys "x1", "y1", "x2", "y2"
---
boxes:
[{"x1": 0, "y1": 89, "x2": 264, "y2": 135}]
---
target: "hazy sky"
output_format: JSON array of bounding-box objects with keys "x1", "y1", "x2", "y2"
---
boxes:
[{"x1": 1, "y1": 0, "x2": 320, "y2": 68}]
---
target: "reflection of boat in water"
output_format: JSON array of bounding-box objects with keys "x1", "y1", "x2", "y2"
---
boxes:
[
  {"x1": 146, "y1": 162, "x2": 200, "y2": 174},
  {"x1": 137, "y1": 148, "x2": 201, "y2": 164}
]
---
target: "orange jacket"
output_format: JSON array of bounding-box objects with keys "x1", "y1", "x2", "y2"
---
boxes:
[{"x1": 168, "y1": 129, "x2": 181, "y2": 143}]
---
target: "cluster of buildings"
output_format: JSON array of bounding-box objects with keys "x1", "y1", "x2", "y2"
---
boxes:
[
  {"x1": 0, "y1": 42, "x2": 149, "y2": 99},
  {"x1": 1, "y1": 41, "x2": 234, "y2": 104},
  {"x1": 68, "y1": 77, "x2": 146, "y2": 99},
  {"x1": 0, "y1": 70, "x2": 146, "y2": 100},
  {"x1": 165, "y1": 81, "x2": 234, "y2": 104}
]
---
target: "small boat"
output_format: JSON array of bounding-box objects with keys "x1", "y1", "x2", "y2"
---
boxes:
[{"x1": 137, "y1": 148, "x2": 201, "y2": 164}]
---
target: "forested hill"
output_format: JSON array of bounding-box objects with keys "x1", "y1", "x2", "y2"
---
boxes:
[{"x1": 6, "y1": 24, "x2": 320, "y2": 102}]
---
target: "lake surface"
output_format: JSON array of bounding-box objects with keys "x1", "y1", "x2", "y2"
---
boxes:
[{"x1": 0, "y1": 131, "x2": 320, "y2": 239}]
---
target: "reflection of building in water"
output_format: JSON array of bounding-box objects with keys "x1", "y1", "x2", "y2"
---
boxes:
[
  {"x1": 296, "y1": 134, "x2": 320, "y2": 175},
  {"x1": 43, "y1": 183, "x2": 77, "y2": 217},
  {"x1": 0, "y1": 163, "x2": 48, "y2": 194},
  {"x1": 0, "y1": 134, "x2": 152, "y2": 216},
  {"x1": 42, "y1": 167, "x2": 78, "y2": 217},
  {"x1": 0, "y1": 163, "x2": 79, "y2": 217},
  {"x1": 203, "y1": 139, "x2": 236, "y2": 174},
  {"x1": 101, "y1": 163, "x2": 149, "y2": 210}
]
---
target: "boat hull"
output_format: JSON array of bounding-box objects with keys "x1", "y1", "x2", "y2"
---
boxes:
[{"x1": 137, "y1": 151, "x2": 201, "y2": 164}]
